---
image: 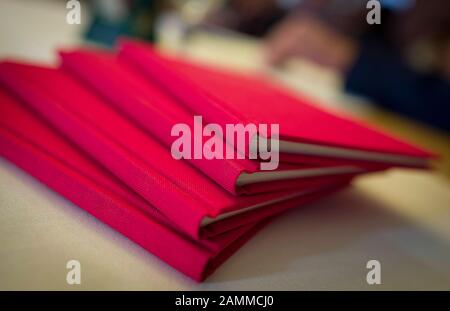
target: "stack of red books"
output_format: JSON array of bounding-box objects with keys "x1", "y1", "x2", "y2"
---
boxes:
[{"x1": 0, "y1": 39, "x2": 433, "y2": 281}]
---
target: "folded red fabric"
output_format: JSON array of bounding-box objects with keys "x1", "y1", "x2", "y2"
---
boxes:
[
  {"x1": 118, "y1": 39, "x2": 433, "y2": 168},
  {"x1": 0, "y1": 61, "x2": 350, "y2": 240},
  {"x1": 0, "y1": 88, "x2": 258, "y2": 281},
  {"x1": 59, "y1": 49, "x2": 369, "y2": 195},
  {"x1": 0, "y1": 39, "x2": 434, "y2": 283},
  {"x1": 0, "y1": 88, "x2": 347, "y2": 280}
]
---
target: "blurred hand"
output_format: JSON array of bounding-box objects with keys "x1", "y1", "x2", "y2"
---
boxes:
[{"x1": 264, "y1": 14, "x2": 358, "y2": 73}]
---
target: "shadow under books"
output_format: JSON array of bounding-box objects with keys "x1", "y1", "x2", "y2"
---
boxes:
[{"x1": 205, "y1": 185, "x2": 450, "y2": 283}]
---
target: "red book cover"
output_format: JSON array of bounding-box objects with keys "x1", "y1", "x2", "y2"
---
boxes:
[
  {"x1": 0, "y1": 61, "x2": 351, "y2": 240},
  {"x1": 59, "y1": 49, "x2": 372, "y2": 195},
  {"x1": 0, "y1": 88, "x2": 266, "y2": 281},
  {"x1": 119, "y1": 40, "x2": 434, "y2": 168},
  {"x1": 0, "y1": 88, "x2": 347, "y2": 281}
]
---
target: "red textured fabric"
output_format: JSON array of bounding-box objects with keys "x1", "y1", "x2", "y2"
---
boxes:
[
  {"x1": 0, "y1": 61, "x2": 350, "y2": 239},
  {"x1": 0, "y1": 88, "x2": 255, "y2": 281},
  {"x1": 59, "y1": 49, "x2": 367, "y2": 194},
  {"x1": 118, "y1": 39, "x2": 433, "y2": 161},
  {"x1": 0, "y1": 88, "x2": 346, "y2": 281}
]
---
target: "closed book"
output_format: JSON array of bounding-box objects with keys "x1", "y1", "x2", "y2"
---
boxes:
[
  {"x1": 0, "y1": 88, "x2": 268, "y2": 281},
  {"x1": 119, "y1": 40, "x2": 433, "y2": 169},
  {"x1": 60, "y1": 49, "x2": 370, "y2": 195},
  {"x1": 0, "y1": 61, "x2": 351, "y2": 240},
  {"x1": 0, "y1": 88, "x2": 347, "y2": 280}
]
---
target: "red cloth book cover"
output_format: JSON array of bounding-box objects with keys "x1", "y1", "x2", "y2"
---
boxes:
[
  {"x1": 0, "y1": 88, "x2": 347, "y2": 281},
  {"x1": 0, "y1": 88, "x2": 273, "y2": 281},
  {"x1": 59, "y1": 49, "x2": 371, "y2": 195},
  {"x1": 119, "y1": 39, "x2": 433, "y2": 168},
  {"x1": 0, "y1": 61, "x2": 351, "y2": 240}
]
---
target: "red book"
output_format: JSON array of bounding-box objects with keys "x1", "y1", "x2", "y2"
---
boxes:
[
  {"x1": 0, "y1": 87, "x2": 273, "y2": 281},
  {"x1": 0, "y1": 87, "x2": 347, "y2": 281},
  {"x1": 0, "y1": 61, "x2": 351, "y2": 240},
  {"x1": 119, "y1": 40, "x2": 434, "y2": 168},
  {"x1": 59, "y1": 49, "x2": 373, "y2": 195}
]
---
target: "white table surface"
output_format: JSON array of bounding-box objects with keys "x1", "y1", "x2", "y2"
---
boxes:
[{"x1": 1, "y1": 0, "x2": 449, "y2": 290}]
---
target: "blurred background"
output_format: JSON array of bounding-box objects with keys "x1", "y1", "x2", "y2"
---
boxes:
[{"x1": 0, "y1": 0, "x2": 449, "y2": 176}]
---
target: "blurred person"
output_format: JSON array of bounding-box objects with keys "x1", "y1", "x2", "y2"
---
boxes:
[
  {"x1": 86, "y1": 0, "x2": 449, "y2": 131},
  {"x1": 263, "y1": 0, "x2": 450, "y2": 132},
  {"x1": 204, "y1": 0, "x2": 291, "y2": 36}
]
